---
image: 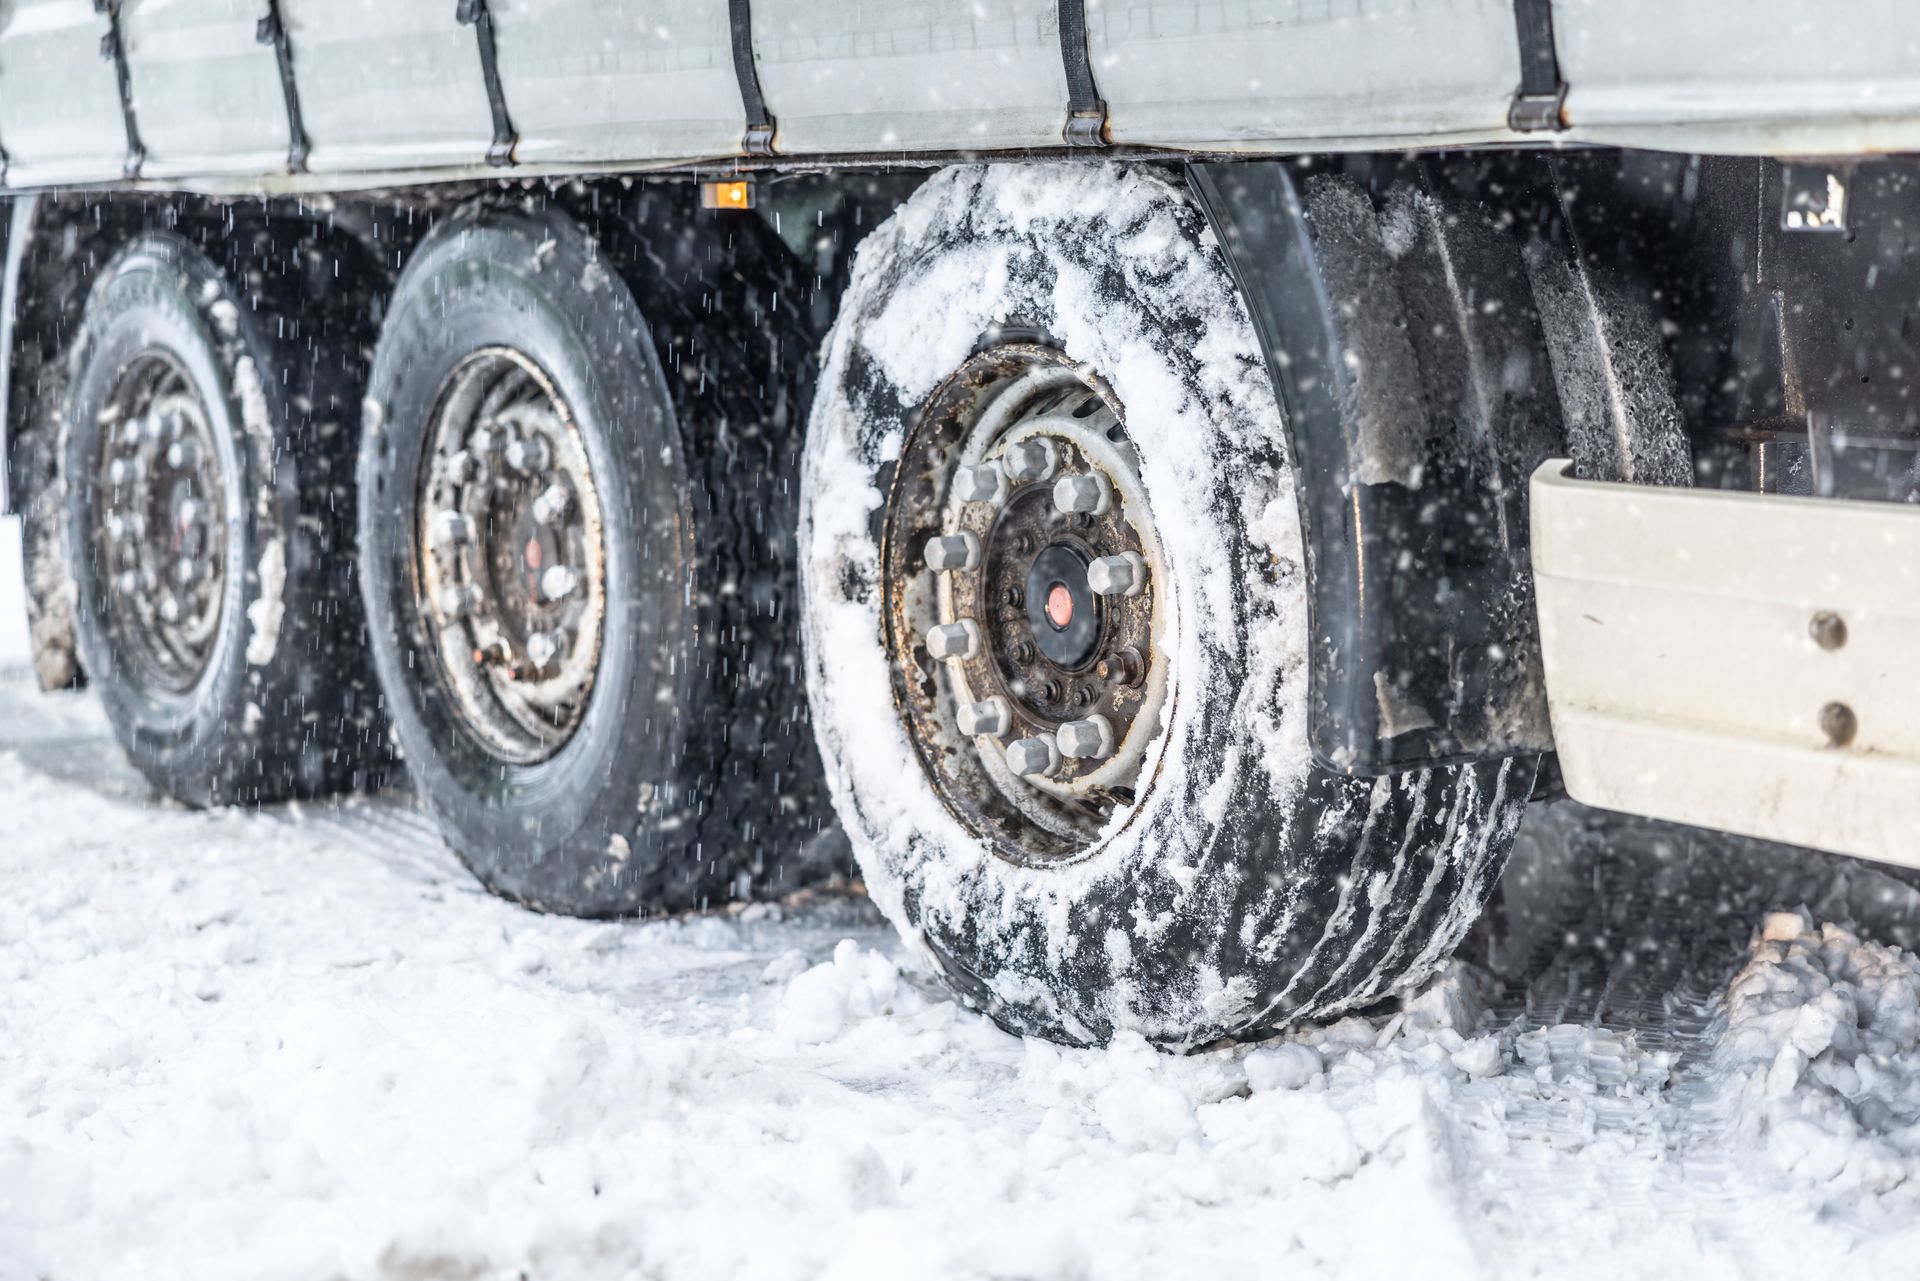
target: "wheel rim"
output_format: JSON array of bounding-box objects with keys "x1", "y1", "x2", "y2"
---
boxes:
[
  {"x1": 416, "y1": 347, "x2": 607, "y2": 765},
  {"x1": 91, "y1": 351, "x2": 228, "y2": 695},
  {"x1": 883, "y1": 343, "x2": 1170, "y2": 864}
]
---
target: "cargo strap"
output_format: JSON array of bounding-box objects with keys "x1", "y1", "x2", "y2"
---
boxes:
[
  {"x1": 1057, "y1": 0, "x2": 1107, "y2": 147},
  {"x1": 1508, "y1": 0, "x2": 1567, "y2": 132},
  {"x1": 255, "y1": 0, "x2": 309, "y2": 173},
  {"x1": 727, "y1": 0, "x2": 776, "y2": 156},
  {"x1": 455, "y1": 0, "x2": 516, "y2": 167},
  {"x1": 94, "y1": 0, "x2": 145, "y2": 178}
]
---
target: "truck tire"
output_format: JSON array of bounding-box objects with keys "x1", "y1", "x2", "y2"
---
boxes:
[
  {"x1": 358, "y1": 199, "x2": 815, "y2": 915},
  {"x1": 800, "y1": 164, "x2": 1533, "y2": 1049},
  {"x1": 62, "y1": 232, "x2": 380, "y2": 805}
]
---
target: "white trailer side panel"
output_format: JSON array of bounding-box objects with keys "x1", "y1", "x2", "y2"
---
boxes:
[
  {"x1": 751, "y1": 0, "x2": 1067, "y2": 155},
  {"x1": 8, "y1": 0, "x2": 1920, "y2": 191},
  {"x1": 279, "y1": 0, "x2": 493, "y2": 173},
  {"x1": 1091, "y1": 0, "x2": 1520, "y2": 150},
  {"x1": 490, "y1": 0, "x2": 743, "y2": 166},
  {"x1": 1556, "y1": 0, "x2": 1920, "y2": 154},
  {"x1": 121, "y1": 0, "x2": 289, "y2": 179},
  {"x1": 0, "y1": 0, "x2": 130, "y2": 186}
]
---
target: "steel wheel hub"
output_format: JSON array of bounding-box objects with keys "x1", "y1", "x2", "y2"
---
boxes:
[
  {"x1": 417, "y1": 348, "x2": 606, "y2": 764},
  {"x1": 884, "y1": 343, "x2": 1169, "y2": 861},
  {"x1": 92, "y1": 353, "x2": 227, "y2": 695}
]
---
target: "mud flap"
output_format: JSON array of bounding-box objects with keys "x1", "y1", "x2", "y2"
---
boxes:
[{"x1": 1188, "y1": 160, "x2": 1560, "y2": 776}]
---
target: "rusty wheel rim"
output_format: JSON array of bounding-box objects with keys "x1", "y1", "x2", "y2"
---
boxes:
[
  {"x1": 91, "y1": 351, "x2": 228, "y2": 696},
  {"x1": 416, "y1": 347, "x2": 607, "y2": 765},
  {"x1": 883, "y1": 343, "x2": 1171, "y2": 864}
]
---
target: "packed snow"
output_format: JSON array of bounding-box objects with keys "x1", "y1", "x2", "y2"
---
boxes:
[{"x1": 3, "y1": 515, "x2": 1920, "y2": 1279}]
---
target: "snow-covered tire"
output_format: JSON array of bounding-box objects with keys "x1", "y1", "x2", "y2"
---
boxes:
[
  {"x1": 62, "y1": 232, "x2": 382, "y2": 806},
  {"x1": 358, "y1": 199, "x2": 823, "y2": 916},
  {"x1": 16, "y1": 412, "x2": 82, "y2": 692},
  {"x1": 800, "y1": 164, "x2": 1532, "y2": 1049}
]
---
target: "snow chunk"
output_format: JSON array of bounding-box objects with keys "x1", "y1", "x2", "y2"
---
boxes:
[
  {"x1": 1245, "y1": 1042, "x2": 1323, "y2": 1092},
  {"x1": 1714, "y1": 912, "x2": 1920, "y2": 1208},
  {"x1": 244, "y1": 538, "x2": 285, "y2": 667},
  {"x1": 775, "y1": 939, "x2": 915, "y2": 1044}
]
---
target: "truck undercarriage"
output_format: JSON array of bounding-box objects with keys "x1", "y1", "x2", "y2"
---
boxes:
[{"x1": 1, "y1": 0, "x2": 1915, "y2": 1047}]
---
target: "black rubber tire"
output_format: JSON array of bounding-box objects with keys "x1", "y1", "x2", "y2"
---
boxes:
[
  {"x1": 63, "y1": 232, "x2": 382, "y2": 806},
  {"x1": 801, "y1": 164, "x2": 1535, "y2": 1049},
  {"x1": 578, "y1": 184, "x2": 842, "y2": 897},
  {"x1": 358, "y1": 198, "x2": 827, "y2": 916},
  {"x1": 17, "y1": 413, "x2": 82, "y2": 692}
]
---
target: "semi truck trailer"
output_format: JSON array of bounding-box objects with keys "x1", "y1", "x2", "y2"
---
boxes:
[{"x1": 1, "y1": 0, "x2": 1916, "y2": 1047}]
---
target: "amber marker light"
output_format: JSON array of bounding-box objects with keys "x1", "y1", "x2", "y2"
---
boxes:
[{"x1": 700, "y1": 179, "x2": 754, "y2": 210}]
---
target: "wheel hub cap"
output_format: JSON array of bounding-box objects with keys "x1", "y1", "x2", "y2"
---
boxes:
[{"x1": 1027, "y1": 544, "x2": 1096, "y2": 667}]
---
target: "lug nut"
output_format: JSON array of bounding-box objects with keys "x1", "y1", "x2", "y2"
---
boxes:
[
  {"x1": 159, "y1": 594, "x2": 182, "y2": 622},
  {"x1": 165, "y1": 439, "x2": 201, "y2": 471},
  {"x1": 525, "y1": 629, "x2": 562, "y2": 671},
  {"x1": 505, "y1": 436, "x2": 551, "y2": 475},
  {"x1": 953, "y1": 463, "x2": 1008, "y2": 505},
  {"x1": 107, "y1": 457, "x2": 142, "y2": 487},
  {"x1": 1053, "y1": 471, "x2": 1112, "y2": 517},
  {"x1": 923, "y1": 532, "x2": 981, "y2": 573},
  {"x1": 141, "y1": 414, "x2": 168, "y2": 442},
  {"x1": 539, "y1": 564, "x2": 579, "y2": 602},
  {"x1": 436, "y1": 584, "x2": 480, "y2": 619},
  {"x1": 924, "y1": 620, "x2": 980, "y2": 660},
  {"x1": 470, "y1": 426, "x2": 506, "y2": 457},
  {"x1": 1096, "y1": 646, "x2": 1146, "y2": 686},
  {"x1": 1087, "y1": 551, "x2": 1148, "y2": 596},
  {"x1": 1005, "y1": 734, "x2": 1060, "y2": 779},
  {"x1": 1001, "y1": 439, "x2": 1057, "y2": 484},
  {"x1": 447, "y1": 450, "x2": 478, "y2": 485},
  {"x1": 116, "y1": 569, "x2": 140, "y2": 595},
  {"x1": 955, "y1": 695, "x2": 1012, "y2": 737},
  {"x1": 434, "y1": 510, "x2": 473, "y2": 544},
  {"x1": 531, "y1": 482, "x2": 571, "y2": 526},
  {"x1": 173, "y1": 557, "x2": 201, "y2": 585},
  {"x1": 120, "y1": 419, "x2": 144, "y2": 448},
  {"x1": 1057, "y1": 714, "x2": 1115, "y2": 761}
]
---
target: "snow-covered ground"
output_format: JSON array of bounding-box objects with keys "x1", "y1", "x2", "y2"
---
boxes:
[
  {"x1": 0, "y1": 520, "x2": 27, "y2": 669},
  {"x1": 4, "y1": 514, "x2": 1920, "y2": 1280}
]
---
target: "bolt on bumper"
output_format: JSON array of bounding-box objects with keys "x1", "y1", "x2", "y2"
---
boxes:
[{"x1": 1531, "y1": 459, "x2": 1920, "y2": 868}]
